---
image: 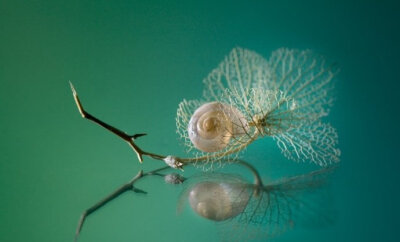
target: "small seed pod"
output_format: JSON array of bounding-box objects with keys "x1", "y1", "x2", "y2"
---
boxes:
[
  {"x1": 187, "y1": 181, "x2": 250, "y2": 221},
  {"x1": 188, "y1": 102, "x2": 248, "y2": 152}
]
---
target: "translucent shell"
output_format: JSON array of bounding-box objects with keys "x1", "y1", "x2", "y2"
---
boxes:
[
  {"x1": 188, "y1": 102, "x2": 248, "y2": 152},
  {"x1": 188, "y1": 181, "x2": 250, "y2": 221}
]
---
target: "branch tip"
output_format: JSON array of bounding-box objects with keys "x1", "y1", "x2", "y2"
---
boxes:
[
  {"x1": 69, "y1": 82, "x2": 85, "y2": 118},
  {"x1": 69, "y1": 81, "x2": 77, "y2": 95}
]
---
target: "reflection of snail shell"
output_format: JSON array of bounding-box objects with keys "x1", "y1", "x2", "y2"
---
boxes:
[
  {"x1": 188, "y1": 181, "x2": 250, "y2": 221},
  {"x1": 188, "y1": 102, "x2": 248, "y2": 152}
]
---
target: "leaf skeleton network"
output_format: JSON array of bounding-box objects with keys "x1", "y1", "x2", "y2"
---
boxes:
[{"x1": 71, "y1": 47, "x2": 340, "y2": 170}]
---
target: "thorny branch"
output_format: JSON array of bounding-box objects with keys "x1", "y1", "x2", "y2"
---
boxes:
[
  {"x1": 70, "y1": 82, "x2": 166, "y2": 163},
  {"x1": 69, "y1": 82, "x2": 258, "y2": 169}
]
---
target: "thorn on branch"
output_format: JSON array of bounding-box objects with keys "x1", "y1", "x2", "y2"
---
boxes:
[
  {"x1": 130, "y1": 133, "x2": 147, "y2": 140},
  {"x1": 132, "y1": 187, "x2": 147, "y2": 194}
]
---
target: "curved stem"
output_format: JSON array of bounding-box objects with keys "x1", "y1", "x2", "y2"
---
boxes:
[{"x1": 236, "y1": 160, "x2": 263, "y2": 187}]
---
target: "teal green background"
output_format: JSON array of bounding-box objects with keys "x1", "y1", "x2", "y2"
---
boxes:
[{"x1": 1, "y1": 0, "x2": 399, "y2": 241}]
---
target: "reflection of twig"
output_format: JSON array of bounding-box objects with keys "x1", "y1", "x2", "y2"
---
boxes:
[{"x1": 74, "y1": 165, "x2": 172, "y2": 242}]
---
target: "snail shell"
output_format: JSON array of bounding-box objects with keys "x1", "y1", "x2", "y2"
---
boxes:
[
  {"x1": 188, "y1": 102, "x2": 248, "y2": 152},
  {"x1": 188, "y1": 181, "x2": 250, "y2": 221}
]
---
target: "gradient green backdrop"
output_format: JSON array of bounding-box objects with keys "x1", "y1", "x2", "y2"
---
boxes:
[{"x1": 1, "y1": 0, "x2": 399, "y2": 241}]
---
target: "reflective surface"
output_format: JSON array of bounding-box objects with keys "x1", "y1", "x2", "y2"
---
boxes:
[
  {"x1": 0, "y1": 0, "x2": 399, "y2": 241},
  {"x1": 178, "y1": 166, "x2": 335, "y2": 241}
]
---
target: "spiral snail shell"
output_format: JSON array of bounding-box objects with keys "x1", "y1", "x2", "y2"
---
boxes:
[
  {"x1": 188, "y1": 181, "x2": 250, "y2": 221},
  {"x1": 188, "y1": 102, "x2": 249, "y2": 152}
]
